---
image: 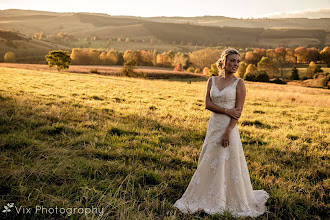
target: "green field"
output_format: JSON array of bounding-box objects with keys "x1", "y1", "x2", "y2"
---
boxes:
[{"x1": 0, "y1": 67, "x2": 329, "y2": 219}]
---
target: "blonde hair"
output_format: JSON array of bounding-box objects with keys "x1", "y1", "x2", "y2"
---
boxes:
[{"x1": 216, "y1": 48, "x2": 241, "y2": 75}]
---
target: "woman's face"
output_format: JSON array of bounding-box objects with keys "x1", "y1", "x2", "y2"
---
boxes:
[{"x1": 225, "y1": 54, "x2": 240, "y2": 73}]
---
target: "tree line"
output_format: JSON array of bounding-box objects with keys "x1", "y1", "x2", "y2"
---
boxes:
[{"x1": 3, "y1": 46, "x2": 330, "y2": 83}]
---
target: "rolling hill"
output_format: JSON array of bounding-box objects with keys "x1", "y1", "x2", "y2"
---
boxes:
[
  {"x1": 0, "y1": 29, "x2": 70, "y2": 63},
  {"x1": 0, "y1": 9, "x2": 329, "y2": 52}
]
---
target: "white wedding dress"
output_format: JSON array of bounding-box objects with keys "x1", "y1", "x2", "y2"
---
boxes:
[{"x1": 174, "y1": 76, "x2": 269, "y2": 217}]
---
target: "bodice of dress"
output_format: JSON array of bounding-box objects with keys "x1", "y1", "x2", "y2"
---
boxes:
[
  {"x1": 210, "y1": 76, "x2": 240, "y2": 110},
  {"x1": 207, "y1": 76, "x2": 241, "y2": 136}
]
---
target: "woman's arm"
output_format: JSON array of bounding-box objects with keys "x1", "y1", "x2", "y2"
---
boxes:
[
  {"x1": 225, "y1": 79, "x2": 246, "y2": 133},
  {"x1": 205, "y1": 77, "x2": 242, "y2": 120},
  {"x1": 205, "y1": 77, "x2": 228, "y2": 114}
]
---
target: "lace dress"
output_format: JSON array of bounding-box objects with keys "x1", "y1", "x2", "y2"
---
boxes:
[{"x1": 173, "y1": 76, "x2": 269, "y2": 217}]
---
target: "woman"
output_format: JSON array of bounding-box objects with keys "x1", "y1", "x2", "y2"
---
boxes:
[{"x1": 173, "y1": 48, "x2": 269, "y2": 217}]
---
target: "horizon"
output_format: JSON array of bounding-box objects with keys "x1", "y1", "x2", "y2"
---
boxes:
[
  {"x1": 0, "y1": 0, "x2": 329, "y2": 19},
  {"x1": 1, "y1": 8, "x2": 330, "y2": 19}
]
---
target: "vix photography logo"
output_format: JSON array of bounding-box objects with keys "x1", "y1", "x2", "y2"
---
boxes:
[
  {"x1": 2, "y1": 203, "x2": 14, "y2": 215},
  {"x1": 1, "y1": 202, "x2": 104, "y2": 217}
]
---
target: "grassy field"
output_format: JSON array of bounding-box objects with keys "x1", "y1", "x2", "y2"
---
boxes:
[{"x1": 0, "y1": 67, "x2": 329, "y2": 219}]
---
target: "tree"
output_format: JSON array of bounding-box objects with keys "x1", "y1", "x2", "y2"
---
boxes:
[
  {"x1": 209, "y1": 63, "x2": 218, "y2": 76},
  {"x1": 255, "y1": 70, "x2": 269, "y2": 82},
  {"x1": 236, "y1": 61, "x2": 247, "y2": 78},
  {"x1": 320, "y1": 46, "x2": 330, "y2": 65},
  {"x1": 202, "y1": 67, "x2": 209, "y2": 75},
  {"x1": 134, "y1": 50, "x2": 143, "y2": 66},
  {"x1": 187, "y1": 67, "x2": 195, "y2": 73},
  {"x1": 167, "y1": 50, "x2": 176, "y2": 63},
  {"x1": 266, "y1": 49, "x2": 276, "y2": 59},
  {"x1": 274, "y1": 47, "x2": 287, "y2": 78},
  {"x1": 285, "y1": 48, "x2": 296, "y2": 64},
  {"x1": 4, "y1": 52, "x2": 16, "y2": 63},
  {"x1": 306, "y1": 47, "x2": 319, "y2": 63},
  {"x1": 120, "y1": 60, "x2": 145, "y2": 78},
  {"x1": 156, "y1": 53, "x2": 171, "y2": 67},
  {"x1": 123, "y1": 50, "x2": 135, "y2": 64},
  {"x1": 100, "y1": 52, "x2": 107, "y2": 64},
  {"x1": 290, "y1": 67, "x2": 299, "y2": 80},
  {"x1": 70, "y1": 48, "x2": 90, "y2": 65},
  {"x1": 106, "y1": 49, "x2": 119, "y2": 65},
  {"x1": 306, "y1": 61, "x2": 316, "y2": 78},
  {"x1": 174, "y1": 64, "x2": 183, "y2": 71},
  {"x1": 121, "y1": 60, "x2": 136, "y2": 76},
  {"x1": 313, "y1": 65, "x2": 323, "y2": 79},
  {"x1": 89, "y1": 49, "x2": 100, "y2": 65},
  {"x1": 45, "y1": 50, "x2": 71, "y2": 71},
  {"x1": 257, "y1": 56, "x2": 279, "y2": 78},
  {"x1": 139, "y1": 50, "x2": 153, "y2": 66},
  {"x1": 173, "y1": 52, "x2": 189, "y2": 69},
  {"x1": 244, "y1": 51, "x2": 254, "y2": 64},
  {"x1": 244, "y1": 64, "x2": 257, "y2": 81},
  {"x1": 295, "y1": 47, "x2": 308, "y2": 63},
  {"x1": 252, "y1": 48, "x2": 266, "y2": 64},
  {"x1": 190, "y1": 48, "x2": 222, "y2": 69},
  {"x1": 39, "y1": 32, "x2": 46, "y2": 40}
]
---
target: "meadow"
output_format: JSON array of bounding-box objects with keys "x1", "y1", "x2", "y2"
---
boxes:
[{"x1": 0, "y1": 67, "x2": 329, "y2": 219}]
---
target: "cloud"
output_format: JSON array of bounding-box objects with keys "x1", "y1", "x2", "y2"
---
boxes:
[{"x1": 261, "y1": 8, "x2": 330, "y2": 19}]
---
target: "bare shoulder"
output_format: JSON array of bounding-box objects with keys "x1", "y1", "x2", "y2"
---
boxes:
[
  {"x1": 237, "y1": 78, "x2": 245, "y2": 85},
  {"x1": 237, "y1": 78, "x2": 246, "y2": 89},
  {"x1": 207, "y1": 76, "x2": 213, "y2": 85}
]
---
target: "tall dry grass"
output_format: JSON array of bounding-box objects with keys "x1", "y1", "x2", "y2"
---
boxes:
[{"x1": 0, "y1": 67, "x2": 329, "y2": 219}]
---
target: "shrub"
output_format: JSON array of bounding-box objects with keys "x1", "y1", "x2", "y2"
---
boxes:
[
  {"x1": 313, "y1": 65, "x2": 323, "y2": 78},
  {"x1": 208, "y1": 63, "x2": 219, "y2": 76},
  {"x1": 236, "y1": 62, "x2": 247, "y2": 78},
  {"x1": 290, "y1": 67, "x2": 299, "y2": 80},
  {"x1": 306, "y1": 61, "x2": 323, "y2": 78},
  {"x1": 255, "y1": 71, "x2": 269, "y2": 82},
  {"x1": 89, "y1": 68, "x2": 99, "y2": 74},
  {"x1": 243, "y1": 72, "x2": 256, "y2": 81},
  {"x1": 45, "y1": 50, "x2": 71, "y2": 71},
  {"x1": 4, "y1": 52, "x2": 16, "y2": 63},
  {"x1": 174, "y1": 64, "x2": 183, "y2": 71},
  {"x1": 120, "y1": 60, "x2": 145, "y2": 78},
  {"x1": 203, "y1": 67, "x2": 209, "y2": 75},
  {"x1": 187, "y1": 67, "x2": 195, "y2": 73},
  {"x1": 194, "y1": 68, "x2": 201, "y2": 74}
]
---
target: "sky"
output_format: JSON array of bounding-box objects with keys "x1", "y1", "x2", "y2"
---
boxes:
[{"x1": 0, "y1": 0, "x2": 329, "y2": 18}]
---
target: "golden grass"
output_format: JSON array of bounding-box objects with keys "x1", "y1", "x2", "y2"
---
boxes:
[{"x1": 0, "y1": 67, "x2": 329, "y2": 219}]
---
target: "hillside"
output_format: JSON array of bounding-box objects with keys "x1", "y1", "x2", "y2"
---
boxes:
[
  {"x1": 0, "y1": 9, "x2": 329, "y2": 48},
  {"x1": 142, "y1": 16, "x2": 330, "y2": 31},
  {"x1": 0, "y1": 30, "x2": 70, "y2": 63}
]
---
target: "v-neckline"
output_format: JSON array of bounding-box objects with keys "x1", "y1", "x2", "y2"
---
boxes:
[{"x1": 213, "y1": 76, "x2": 239, "y2": 93}]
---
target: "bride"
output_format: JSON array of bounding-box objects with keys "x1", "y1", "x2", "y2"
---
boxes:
[{"x1": 173, "y1": 48, "x2": 269, "y2": 217}]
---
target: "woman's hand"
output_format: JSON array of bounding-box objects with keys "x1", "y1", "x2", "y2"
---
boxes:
[
  {"x1": 221, "y1": 131, "x2": 230, "y2": 147},
  {"x1": 225, "y1": 108, "x2": 242, "y2": 120}
]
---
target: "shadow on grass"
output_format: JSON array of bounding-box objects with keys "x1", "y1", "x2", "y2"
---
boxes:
[{"x1": 1, "y1": 92, "x2": 327, "y2": 219}]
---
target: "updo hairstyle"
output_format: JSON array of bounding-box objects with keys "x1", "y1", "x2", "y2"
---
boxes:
[{"x1": 215, "y1": 48, "x2": 241, "y2": 75}]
